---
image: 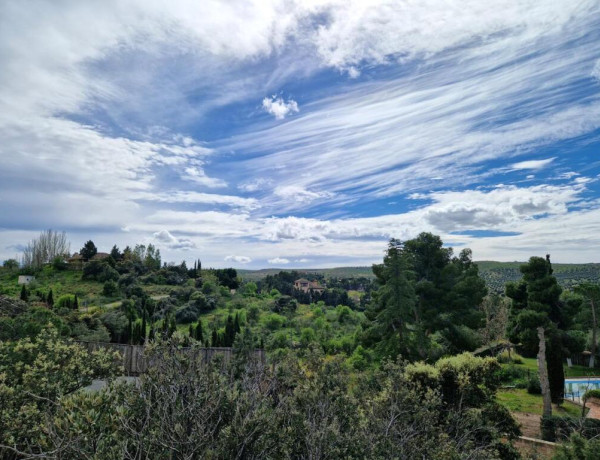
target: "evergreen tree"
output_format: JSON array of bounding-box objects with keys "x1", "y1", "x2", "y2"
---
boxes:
[
  {"x1": 189, "y1": 324, "x2": 194, "y2": 338},
  {"x1": 506, "y1": 255, "x2": 564, "y2": 414},
  {"x1": 110, "y1": 244, "x2": 122, "y2": 261},
  {"x1": 225, "y1": 315, "x2": 235, "y2": 347},
  {"x1": 141, "y1": 310, "x2": 147, "y2": 345},
  {"x1": 195, "y1": 320, "x2": 203, "y2": 342},
  {"x1": 80, "y1": 240, "x2": 97, "y2": 261},
  {"x1": 234, "y1": 313, "x2": 241, "y2": 334},
  {"x1": 73, "y1": 295, "x2": 79, "y2": 310},
  {"x1": 364, "y1": 239, "x2": 416, "y2": 358},
  {"x1": 20, "y1": 284, "x2": 28, "y2": 302},
  {"x1": 47, "y1": 289, "x2": 53, "y2": 307},
  {"x1": 211, "y1": 328, "x2": 219, "y2": 347},
  {"x1": 168, "y1": 314, "x2": 176, "y2": 338}
]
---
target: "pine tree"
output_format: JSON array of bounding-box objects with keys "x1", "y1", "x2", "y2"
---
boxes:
[
  {"x1": 47, "y1": 289, "x2": 54, "y2": 307},
  {"x1": 189, "y1": 324, "x2": 194, "y2": 338},
  {"x1": 73, "y1": 295, "x2": 79, "y2": 309},
  {"x1": 20, "y1": 284, "x2": 28, "y2": 301},
  {"x1": 211, "y1": 328, "x2": 219, "y2": 347}
]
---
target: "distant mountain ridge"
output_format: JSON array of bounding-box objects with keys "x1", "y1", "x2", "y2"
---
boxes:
[{"x1": 239, "y1": 262, "x2": 600, "y2": 293}]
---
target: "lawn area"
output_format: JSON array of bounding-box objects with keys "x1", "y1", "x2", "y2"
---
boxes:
[
  {"x1": 504, "y1": 357, "x2": 600, "y2": 378},
  {"x1": 497, "y1": 388, "x2": 583, "y2": 417}
]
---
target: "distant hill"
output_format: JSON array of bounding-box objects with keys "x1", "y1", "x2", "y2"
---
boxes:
[
  {"x1": 239, "y1": 262, "x2": 600, "y2": 293},
  {"x1": 237, "y1": 266, "x2": 375, "y2": 282}
]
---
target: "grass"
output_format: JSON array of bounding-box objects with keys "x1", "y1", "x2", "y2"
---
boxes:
[
  {"x1": 497, "y1": 388, "x2": 584, "y2": 417},
  {"x1": 502, "y1": 356, "x2": 600, "y2": 378}
]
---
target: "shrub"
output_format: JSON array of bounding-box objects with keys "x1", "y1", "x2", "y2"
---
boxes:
[
  {"x1": 102, "y1": 280, "x2": 118, "y2": 297},
  {"x1": 527, "y1": 375, "x2": 541, "y2": 394},
  {"x1": 264, "y1": 313, "x2": 286, "y2": 331}
]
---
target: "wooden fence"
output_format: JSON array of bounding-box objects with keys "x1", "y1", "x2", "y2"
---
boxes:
[{"x1": 75, "y1": 341, "x2": 266, "y2": 376}]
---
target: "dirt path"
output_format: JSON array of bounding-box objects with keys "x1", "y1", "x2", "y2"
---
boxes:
[{"x1": 512, "y1": 412, "x2": 541, "y2": 438}]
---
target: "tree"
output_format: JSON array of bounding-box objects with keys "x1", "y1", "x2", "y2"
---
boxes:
[
  {"x1": 506, "y1": 255, "x2": 564, "y2": 421},
  {"x1": 110, "y1": 244, "x2": 122, "y2": 261},
  {"x1": 2, "y1": 259, "x2": 18, "y2": 270},
  {"x1": 364, "y1": 234, "x2": 486, "y2": 360},
  {"x1": 21, "y1": 230, "x2": 70, "y2": 270},
  {"x1": 47, "y1": 289, "x2": 54, "y2": 307},
  {"x1": 20, "y1": 284, "x2": 29, "y2": 301},
  {"x1": 364, "y1": 239, "x2": 416, "y2": 358},
  {"x1": 574, "y1": 283, "x2": 600, "y2": 367},
  {"x1": 80, "y1": 240, "x2": 97, "y2": 261}
]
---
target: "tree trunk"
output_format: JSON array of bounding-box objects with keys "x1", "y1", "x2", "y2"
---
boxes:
[
  {"x1": 537, "y1": 326, "x2": 552, "y2": 417},
  {"x1": 590, "y1": 298, "x2": 597, "y2": 368}
]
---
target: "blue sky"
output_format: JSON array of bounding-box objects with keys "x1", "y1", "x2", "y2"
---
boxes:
[{"x1": 1, "y1": 0, "x2": 600, "y2": 267}]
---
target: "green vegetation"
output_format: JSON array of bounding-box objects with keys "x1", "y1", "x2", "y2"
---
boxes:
[
  {"x1": 497, "y1": 389, "x2": 581, "y2": 416},
  {"x1": 4, "y1": 231, "x2": 600, "y2": 458}
]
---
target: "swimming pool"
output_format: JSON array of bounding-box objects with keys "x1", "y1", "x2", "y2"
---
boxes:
[{"x1": 564, "y1": 378, "x2": 600, "y2": 398}]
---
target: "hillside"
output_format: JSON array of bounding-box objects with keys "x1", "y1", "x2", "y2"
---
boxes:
[{"x1": 239, "y1": 261, "x2": 600, "y2": 293}]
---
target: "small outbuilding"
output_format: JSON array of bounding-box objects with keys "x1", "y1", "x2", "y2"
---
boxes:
[{"x1": 17, "y1": 275, "x2": 35, "y2": 285}]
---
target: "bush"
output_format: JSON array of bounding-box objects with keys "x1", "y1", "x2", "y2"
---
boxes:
[
  {"x1": 541, "y1": 415, "x2": 600, "y2": 442},
  {"x1": 102, "y1": 280, "x2": 118, "y2": 297},
  {"x1": 264, "y1": 313, "x2": 286, "y2": 331},
  {"x1": 584, "y1": 389, "x2": 600, "y2": 401},
  {"x1": 527, "y1": 375, "x2": 541, "y2": 394},
  {"x1": 496, "y1": 364, "x2": 528, "y2": 383}
]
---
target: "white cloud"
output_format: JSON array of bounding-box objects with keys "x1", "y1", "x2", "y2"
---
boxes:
[
  {"x1": 153, "y1": 230, "x2": 196, "y2": 250},
  {"x1": 262, "y1": 96, "x2": 299, "y2": 119},
  {"x1": 273, "y1": 185, "x2": 334, "y2": 204},
  {"x1": 182, "y1": 166, "x2": 227, "y2": 188},
  {"x1": 510, "y1": 157, "x2": 556, "y2": 170},
  {"x1": 225, "y1": 255, "x2": 252, "y2": 264},
  {"x1": 238, "y1": 178, "x2": 273, "y2": 192},
  {"x1": 268, "y1": 257, "x2": 290, "y2": 264},
  {"x1": 592, "y1": 59, "x2": 600, "y2": 82}
]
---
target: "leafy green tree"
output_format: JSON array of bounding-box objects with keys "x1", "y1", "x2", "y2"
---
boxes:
[
  {"x1": 2, "y1": 259, "x2": 18, "y2": 270},
  {"x1": 80, "y1": 240, "x2": 97, "y2": 261}
]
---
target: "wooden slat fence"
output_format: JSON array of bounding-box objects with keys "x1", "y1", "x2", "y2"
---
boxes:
[{"x1": 75, "y1": 341, "x2": 265, "y2": 376}]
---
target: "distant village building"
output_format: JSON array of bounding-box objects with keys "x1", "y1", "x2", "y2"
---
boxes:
[
  {"x1": 294, "y1": 278, "x2": 325, "y2": 294},
  {"x1": 17, "y1": 275, "x2": 35, "y2": 285},
  {"x1": 91, "y1": 252, "x2": 110, "y2": 261}
]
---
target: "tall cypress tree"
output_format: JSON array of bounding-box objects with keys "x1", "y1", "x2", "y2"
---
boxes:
[
  {"x1": 141, "y1": 310, "x2": 147, "y2": 345},
  {"x1": 195, "y1": 320, "x2": 203, "y2": 342},
  {"x1": 20, "y1": 284, "x2": 29, "y2": 301},
  {"x1": 73, "y1": 295, "x2": 79, "y2": 310},
  {"x1": 211, "y1": 328, "x2": 218, "y2": 347},
  {"x1": 47, "y1": 289, "x2": 54, "y2": 307}
]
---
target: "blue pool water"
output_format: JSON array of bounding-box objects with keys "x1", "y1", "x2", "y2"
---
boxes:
[{"x1": 564, "y1": 378, "x2": 600, "y2": 398}]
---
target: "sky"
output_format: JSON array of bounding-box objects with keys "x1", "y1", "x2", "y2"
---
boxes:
[{"x1": 1, "y1": 0, "x2": 600, "y2": 268}]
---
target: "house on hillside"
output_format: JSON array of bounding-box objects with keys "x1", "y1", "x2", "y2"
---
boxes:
[
  {"x1": 294, "y1": 278, "x2": 325, "y2": 294},
  {"x1": 91, "y1": 252, "x2": 110, "y2": 261}
]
